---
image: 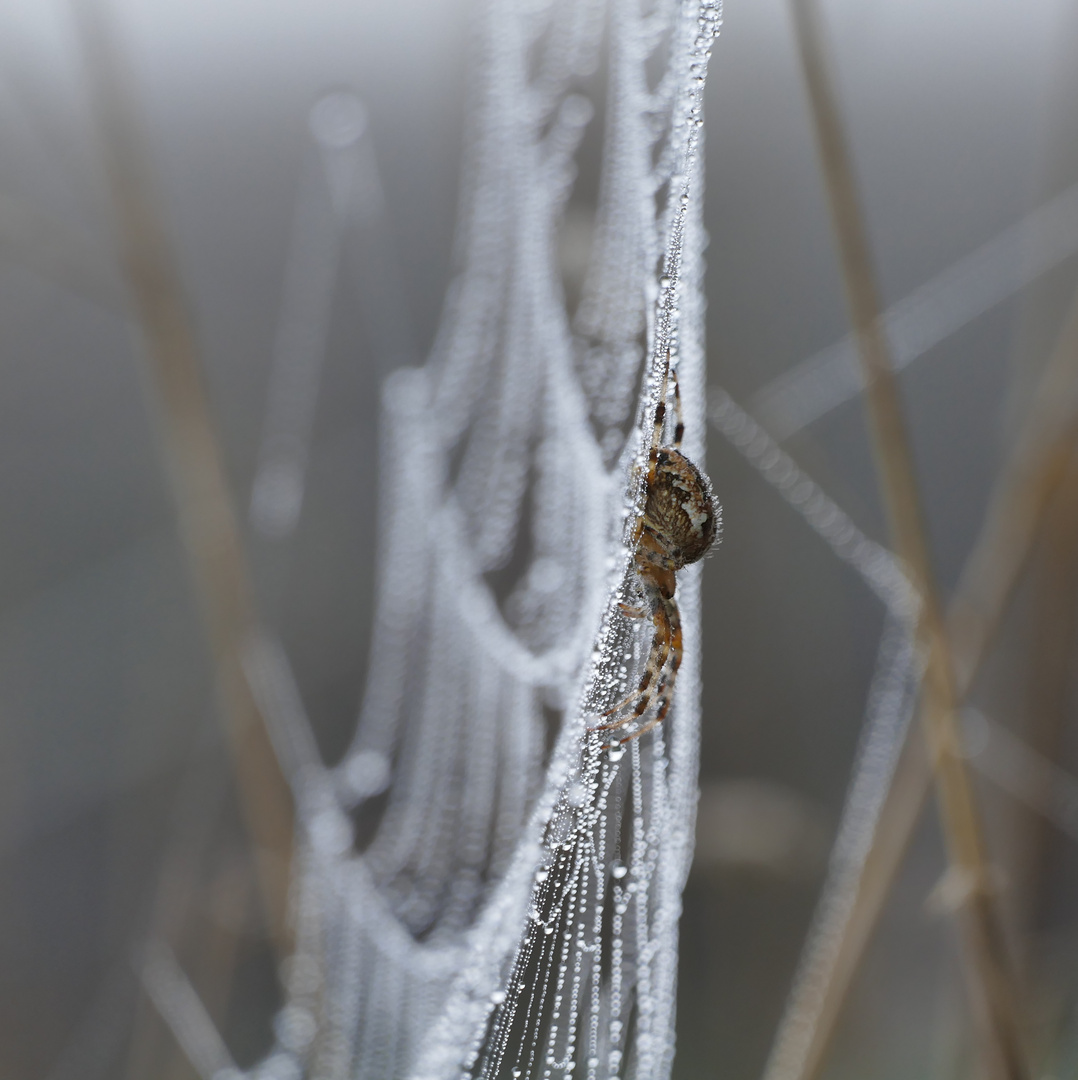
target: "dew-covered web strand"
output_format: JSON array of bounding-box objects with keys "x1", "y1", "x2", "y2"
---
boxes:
[
  {"x1": 750, "y1": 183, "x2": 1078, "y2": 442},
  {"x1": 705, "y1": 384, "x2": 923, "y2": 1080},
  {"x1": 711, "y1": 260, "x2": 1078, "y2": 1080},
  {"x1": 759, "y1": 618, "x2": 920, "y2": 1080},
  {"x1": 111, "y1": 0, "x2": 724, "y2": 1077},
  {"x1": 249, "y1": 92, "x2": 363, "y2": 543},
  {"x1": 707, "y1": 385, "x2": 914, "y2": 618}
]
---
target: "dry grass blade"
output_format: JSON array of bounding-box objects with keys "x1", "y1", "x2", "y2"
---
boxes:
[
  {"x1": 1011, "y1": 440, "x2": 1078, "y2": 952},
  {"x1": 763, "y1": 287, "x2": 1078, "y2": 1080},
  {"x1": 70, "y1": 0, "x2": 294, "y2": 954},
  {"x1": 760, "y1": 725, "x2": 930, "y2": 1080},
  {"x1": 950, "y1": 293, "x2": 1078, "y2": 688},
  {"x1": 786, "y1": 0, "x2": 1030, "y2": 1077}
]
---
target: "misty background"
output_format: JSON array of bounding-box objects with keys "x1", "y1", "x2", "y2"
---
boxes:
[{"x1": 1, "y1": 0, "x2": 1077, "y2": 1077}]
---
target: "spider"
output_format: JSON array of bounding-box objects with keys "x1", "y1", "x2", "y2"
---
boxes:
[{"x1": 593, "y1": 352, "x2": 720, "y2": 745}]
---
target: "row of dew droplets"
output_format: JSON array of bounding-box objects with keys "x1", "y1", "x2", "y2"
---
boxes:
[
  {"x1": 241, "y1": 0, "x2": 610, "y2": 1068},
  {"x1": 179, "y1": 0, "x2": 722, "y2": 1076},
  {"x1": 330, "y1": 0, "x2": 613, "y2": 1075},
  {"x1": 452, "y1": 1, "x2": 724, "y2": 1078}
]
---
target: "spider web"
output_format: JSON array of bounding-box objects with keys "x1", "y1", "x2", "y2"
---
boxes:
[{"x1": 154, "y1": 0, "x2": 725, "y2": 1078}]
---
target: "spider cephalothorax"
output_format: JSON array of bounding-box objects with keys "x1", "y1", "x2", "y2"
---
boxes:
[
  {"x1": 640, "y1": 447, "x2": 719, "y2": 576},
  {"x1": 594, "y1": 366, "x2": 720, "y2": 745}
]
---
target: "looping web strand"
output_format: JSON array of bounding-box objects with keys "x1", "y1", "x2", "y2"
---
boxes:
[{"x1": 154, "y1": 1, "x2": 723, "y2": 1077}]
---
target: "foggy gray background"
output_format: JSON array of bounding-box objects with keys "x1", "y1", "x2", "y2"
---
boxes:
[{"x1": 1, "y1": 0, "x2": 1077, "y2": 1077}]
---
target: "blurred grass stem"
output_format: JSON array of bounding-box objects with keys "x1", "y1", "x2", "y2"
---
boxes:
[
  {"x1": 71, "y1": 0, "x2": 294, "y2": 956},
  {"x1": 787, "y1": 0, "x2": 1031, "y2": 1077},
  {"x1": 764, "y1": 288, "x2": 1078, "y2": 1080},
  {"x1": 1013, "y1": 442, "x2": 1078, "y2": 962}
]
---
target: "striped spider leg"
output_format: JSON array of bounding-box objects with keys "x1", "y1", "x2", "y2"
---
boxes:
[{"x1": 593, "y1": 348, "x2": 719, "y2": 745}]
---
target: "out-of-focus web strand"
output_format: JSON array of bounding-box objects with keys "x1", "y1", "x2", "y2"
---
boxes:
[{"x1": 145, "y1": 0, "x2": 722, "y2": 1077}]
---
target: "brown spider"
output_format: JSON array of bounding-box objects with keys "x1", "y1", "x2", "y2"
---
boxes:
[{"x1": 593, "y1": 354, "x2": 720, "y2": 745}]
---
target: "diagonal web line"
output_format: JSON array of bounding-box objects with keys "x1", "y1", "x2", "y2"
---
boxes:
[
  {"x1": 962, "y1": 707, "x2": 1078, "y2": 844},
  {"x1": 708, "y1": 386, "x2": 913, "y2": 615},
  {"x1": 708, "y1": 387, "x2": 920, "y2": 1080},
  {"x1": 709, "y1": 384, "x2": 1078, "y2": 1080},
  {"x1": 752, "y1": 182, "x2": 1078, "y2": 440},
  {"x1": 139, "y1": 941, "x2": 237, "y2": 1080}
]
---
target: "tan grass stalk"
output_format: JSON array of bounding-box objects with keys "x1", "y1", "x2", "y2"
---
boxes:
[
  {"x1": 786, "y1": 0, "x2": 1032, "y2": 1076},
  {"x1": 765, "y1": 285, "x2": 1078, "y2": 1080},
  {"x1": 1007, "y1": 441, "x2": 1078, "y2": 981},
  {"x1": 70, "y1": 0, "x2": 294, "y2": 955}
]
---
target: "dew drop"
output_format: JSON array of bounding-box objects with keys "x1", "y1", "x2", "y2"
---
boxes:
[{"x1": 309, "y1": 90, "x2": 368, "y2": 148}]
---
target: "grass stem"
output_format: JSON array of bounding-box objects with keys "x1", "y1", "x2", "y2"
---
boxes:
[
  {"x1": 71, "y1": 0, "x2": 295, "y2": 957},
  {"x1": 785, "y1": 1, "x2": 1036, "y2": 1076}
]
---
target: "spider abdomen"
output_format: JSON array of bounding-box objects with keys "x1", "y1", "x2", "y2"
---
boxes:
[{"x1": 643, "y1": 447, "x2": 720, "y2": 569}]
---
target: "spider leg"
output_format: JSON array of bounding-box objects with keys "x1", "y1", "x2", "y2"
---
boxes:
[
  {"x1": 670, "y1": 354, "x2": 684, "y2": 448},
  {"x1": 623, "y1": 351, "x2": 670, "y2": 551},
  {"x1": 613, "y1": 596, "x2": 683, "y2": 744},
  {"x1": 651, "y1": 386, "x2": 668, "y2": 461},
  {"x1": 595, "y1": 672, "x2": 669, "y2": 735},
  {"x1": 600, "y1": 339, "x2": 688, "y2": 741},
  {"x1": 591, "y1": 651, "x2": 671, "y2": 731},
  {"x1": 592, "y1": 590, "x2": 673, "y2": 728},
  {"x1": 625, "y1": 345, "x2": 676, "y2": 553},
  {"x1": 615, "y1": 687, "x2": 671, "y2": 744},
  {"x1": 649, "y1": 344, "x2": 674, "y2": 459}
]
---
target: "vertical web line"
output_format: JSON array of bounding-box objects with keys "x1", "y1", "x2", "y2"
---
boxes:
[{"x1": 115, "y1": 0, "x2": 726, "y2": 1076}]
